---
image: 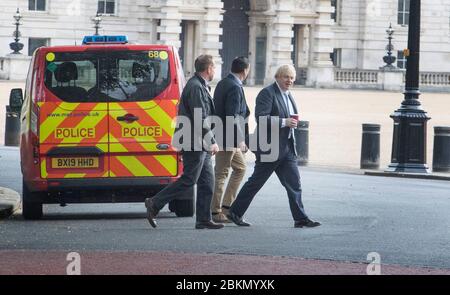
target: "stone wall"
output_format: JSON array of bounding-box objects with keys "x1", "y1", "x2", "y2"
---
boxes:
[{"x1": 334, "y1": 0, "x2": 450, "y2": 72}]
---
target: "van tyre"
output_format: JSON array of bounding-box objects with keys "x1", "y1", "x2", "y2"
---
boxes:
[
  {"x1": 22, "y1": 181, "x2": 43, "y2": 220},
  {"x1": 173, "y1": 199, "x2": 195, "y2": 217}
]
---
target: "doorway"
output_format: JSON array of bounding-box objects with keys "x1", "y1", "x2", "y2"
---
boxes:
[{"x1": 220, "y1": 0, "x2": 250, "y2": 78}]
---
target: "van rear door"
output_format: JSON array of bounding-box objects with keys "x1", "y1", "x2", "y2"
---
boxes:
[
  {"x1": 40, "y1": 50, "x2": 109, "y2": 179},
  {"x1": 103, "y1": 49, "x2": 179, "y2": 178}
]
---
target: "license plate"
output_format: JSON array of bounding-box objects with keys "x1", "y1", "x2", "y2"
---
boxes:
[{"x1": 51, "y1": 157, "x2": 99, "y2": 169}]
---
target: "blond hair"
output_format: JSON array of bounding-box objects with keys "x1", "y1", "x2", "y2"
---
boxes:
[{"x1": 275, "y1": 64, "x2": 296, "y2": 79}]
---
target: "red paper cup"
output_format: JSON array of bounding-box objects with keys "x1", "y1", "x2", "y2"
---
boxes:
[{"x1": 290, "y1": 114, "x2": 299, "y2": 121}]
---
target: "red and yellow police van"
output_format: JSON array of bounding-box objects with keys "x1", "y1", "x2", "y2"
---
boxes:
[{"x1": 14, "y1": 35, "x2": 189, "y2": 219}]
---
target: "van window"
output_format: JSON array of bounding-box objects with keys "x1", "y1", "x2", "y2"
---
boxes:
[{"x1": 44, "y1": 51, "x2": 171, "y2": 102}]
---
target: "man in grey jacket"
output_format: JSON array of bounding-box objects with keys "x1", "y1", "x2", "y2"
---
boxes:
[{"x1": 145, "y1": 55, "x2": 223, "y2": 230}]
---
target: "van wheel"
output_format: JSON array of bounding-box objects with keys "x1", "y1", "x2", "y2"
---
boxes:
[
  {"x1": 173, "y1": 199, "x2": 195, "y2": 217},
  {"x1": 22, "y1": 181, "x2": 43, "y2": 220}
]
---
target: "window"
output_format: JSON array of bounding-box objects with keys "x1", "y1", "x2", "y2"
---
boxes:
[
  {"x1": 397, "y1": 51, "x2": 407, "y2": 69},
  {"x1": 28, "y1": 38, "x2": 49, "y2": 56},
  {"x1": 44, "y1": 51, "x2": 171, "y2": 102},
  {"x1": 98, "y1": 0, "x2": 116, "y2": 15},
  {"x1": 398, "y1": 0, "x2": 410, "y2": 26},
  {"x1": 331, "y1": 0, "x2": 340, "y2": 23},
  {"x1": 28, "y1": 0, "x2": 46, "y2": 11},
  {"x1": 330, "y1": 48, "x2": 341, "y2": 67}
]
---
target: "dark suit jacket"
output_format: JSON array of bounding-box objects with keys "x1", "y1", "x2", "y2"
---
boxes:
[
  {"x1": 254, "y1": 82, "x2": 300, "y2": 160},
  {"x1": 174, "y1": 73, "x2": 216, "y2": 151},
  {"x1": 213, "y1": 74, "x2": 250, "y2": 149}
]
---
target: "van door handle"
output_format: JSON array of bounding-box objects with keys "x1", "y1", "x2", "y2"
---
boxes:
[{"x1": 117, "y1": 114, "x2": 139, "y2": 123}]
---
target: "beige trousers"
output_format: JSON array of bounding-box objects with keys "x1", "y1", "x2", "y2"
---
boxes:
[{"x1": 212, "y1": 149, "x2": 246, "y2": 214}]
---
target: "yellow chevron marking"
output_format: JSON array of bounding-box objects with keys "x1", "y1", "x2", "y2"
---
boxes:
[
  {"x1": 60, "y1": 104, "x2": 108, "y2": 144},
  {"x1": 109, "y1": 134, "x2": 129, "y2": 153},
  {"x1": 115, "y1": 156, "x2": 154, "y2": 177},
  {"x1": 64, "y1": 173, "x2": 87, "y2": 178},
  {"x1": 149, "y1": 104, "x2": 175, "y2": 136},
  {"x1": 135, "y1": 101, "x2": 158, "y2": 110},
  {"x1": 154, "y1": 155, "x2": 177, "y2": 176},
  {"x1": 40, "y1": 103, "x2": 80, "y2": 143},
  {"x1": 109, "y1": 104, "x2": 157, "y2": 143},
  {"x1": 96, "y1": 141, "x2": 109, "y2": 153},
  {"x1": 140, "y1": 143, "x2": 159, "y2": 152},
  {"x1": 41, "y1": 159, "x2": 48, "y2": 179}
]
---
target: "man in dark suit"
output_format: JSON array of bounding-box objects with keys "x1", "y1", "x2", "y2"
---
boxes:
[
  {"x1": 211, "y1": 57, "x2": 251, "y2": 223},
  {"x1": 145, "y1": 55, "x2": 223, "y2": 230},
  {"x1": 227, "y1": 65, "x2": 321, "y2": 228}
]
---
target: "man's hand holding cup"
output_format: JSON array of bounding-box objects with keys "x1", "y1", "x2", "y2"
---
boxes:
[{"x1": 286, "y1": 114, "x2": 299, "y2": 128}]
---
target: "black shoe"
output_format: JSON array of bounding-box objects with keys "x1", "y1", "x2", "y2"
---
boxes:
[
  {"x1": 226, "y1": 211, "x2": 251, "y2": 227},
  {"x1": 145, "y1": 198, "x2": 159, "y2": 228},
  {"x1": 295, "y1": 219, "x2": 321, "y2": 228},
  {"x1": 195, "y1": 221, "x2": 225, "y2": 229}
]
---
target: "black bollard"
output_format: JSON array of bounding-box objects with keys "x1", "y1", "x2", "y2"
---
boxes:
[
  {"x1": 4, "y1": 105, "x2": 21, "y2": 146},
  {"x1": 295, "y1": 121, "x2": 309, "y2": 166},
  {"x1": 360, "y1": 124, "x2": 380, "y2": 170},
  {"x1": 432, "y1": 127, "x2": 450, "y2": 173}
]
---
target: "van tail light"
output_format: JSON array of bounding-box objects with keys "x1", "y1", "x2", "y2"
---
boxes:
[
  {"x1": 31, "y1": 104, "x2": 40, "y2": 164},
  {"x1": 30, "y1": 104, "x2": 39, "y2": 136}
]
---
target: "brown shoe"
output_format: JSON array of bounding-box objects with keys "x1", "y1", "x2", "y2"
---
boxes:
[
  {"x1": 195, "y1": 221, "x2": 225, "y2": 229},
  {"x1": 145, "y1": 198, "x2": 159, "y2": 228},
  {"x1": 212, "y1": 213, "x2": 230, "y2": 223}
]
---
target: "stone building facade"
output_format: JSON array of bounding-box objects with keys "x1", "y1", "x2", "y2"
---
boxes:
[{"x1": 0, "y1": 0, "x2": 449, "y2": 87}]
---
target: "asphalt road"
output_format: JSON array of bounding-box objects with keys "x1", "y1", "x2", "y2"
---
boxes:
[{"x1": 1, "y1": 146, "x2": 449, "y2": 270}]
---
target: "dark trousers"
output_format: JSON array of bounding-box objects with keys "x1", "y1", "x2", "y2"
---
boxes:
[
  {"x1": 230, "y1": 140, "x2": 309, "y2": 221},
  {"x1": 152, "y1": 151, "x2": 214, "y2": 223}
]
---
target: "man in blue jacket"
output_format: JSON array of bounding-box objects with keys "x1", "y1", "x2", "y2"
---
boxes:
[
  {"x1": 227, "y1": 65, "x2": 321, "y2": 228},
  {"x1": 211, "y1": 57, "x2": 251, "y2": 223}
]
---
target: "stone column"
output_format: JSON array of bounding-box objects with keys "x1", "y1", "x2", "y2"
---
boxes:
[
  {"x1": 307, "y1": 0, "x2": 335, "y2": 88},
  {"x1": 248, "y1": 17, "x2": 258, "y2": 86},
  {"x1": 300, "y1": 25, "x2": 310, "y2": 67},
  {"x1": 265, "y1": 1, "x2": 294, "y2": 84},
  {"x1": 157, "y1": 0, "x2": 182, "y2": 48},
  {"x1": 200, "y1": 0, "x2": 224, "y2": 81}
]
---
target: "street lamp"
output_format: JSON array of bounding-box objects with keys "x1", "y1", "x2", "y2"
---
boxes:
[
  {"x1": 387, "y1": 0, "x2": 431, "y2": 173},
  {"x1": 9, "y1": 8, "x2": 24, "y2": 54},
  {"x1": 382, "y1": 23, "x2": 396, "y2": 69},
  {"x1": 92, "y1": 12, "x2": 102, "y2": 36}
]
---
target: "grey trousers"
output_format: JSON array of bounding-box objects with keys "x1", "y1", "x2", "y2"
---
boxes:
[{"x1": 152, "y1": 151, "x2": 214, "y2": 223}]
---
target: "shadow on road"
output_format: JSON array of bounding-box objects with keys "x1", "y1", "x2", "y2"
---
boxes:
[{"x1": 8, "y1": 211, "x2": 178, "y2": 221}]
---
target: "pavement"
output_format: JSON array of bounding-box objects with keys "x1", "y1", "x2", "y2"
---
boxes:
[
  {"x1": 1, "y1": 250, "x2": 450, "y2": 275},
  {"x1": 0, "y1": 187, "x2": 20, "y2": 219}
]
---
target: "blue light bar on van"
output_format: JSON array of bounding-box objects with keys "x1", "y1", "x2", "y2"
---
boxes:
[{"x1": 82, "y1": 35, "x2": 128, "y2": 45}]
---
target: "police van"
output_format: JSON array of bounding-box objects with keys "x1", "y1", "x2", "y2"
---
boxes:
[{"x1": 13, "y1": 35, "x2": 189, "y2": 219}]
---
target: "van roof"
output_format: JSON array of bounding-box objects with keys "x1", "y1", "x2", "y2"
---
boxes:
[{"x1": 36, "y1": 44, "x2": 175, "y2": 54}]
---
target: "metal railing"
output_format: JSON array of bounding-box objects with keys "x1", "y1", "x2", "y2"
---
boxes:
[{"x1": 335, "y1": 69, "x2": 379, "y2": 84}]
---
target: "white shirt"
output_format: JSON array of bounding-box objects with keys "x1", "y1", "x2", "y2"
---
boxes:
[{"x1": 276, "y1": 82, "x2": 295, "y2": 129}]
